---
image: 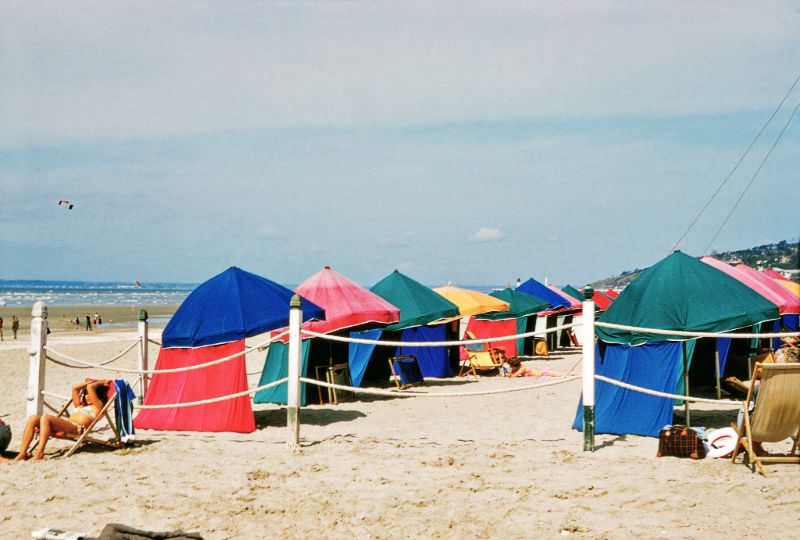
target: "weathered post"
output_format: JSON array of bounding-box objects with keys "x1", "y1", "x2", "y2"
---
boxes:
[
  {"x1": 27, "y1": 301, "x2": 48, "y2": 418},
  {"x1": 582, "y1": 286, "x2": 596, "y2": 452},
  {"x1": 287, "y1": 294, "x2": 303, "y2": 451},
  {"x1": 137, "y1": 309, "x2": 149, "y2": 405}
]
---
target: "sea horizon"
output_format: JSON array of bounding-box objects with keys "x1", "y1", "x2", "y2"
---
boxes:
[{"x1": 0, "y1": 278, "x2": 512, "y2": 308}]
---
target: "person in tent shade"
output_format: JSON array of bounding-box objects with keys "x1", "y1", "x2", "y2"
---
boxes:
[{"x1": 3, "y1": 380, "x2": 112, "y2": 461}]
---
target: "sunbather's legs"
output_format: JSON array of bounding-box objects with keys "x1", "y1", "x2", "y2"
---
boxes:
[
  {"x1": 32, "y1": 416, "x2": 79, "y2": 460},
  {"x1": 13, "y1": 415, "x2": 41, "y2": 461}
]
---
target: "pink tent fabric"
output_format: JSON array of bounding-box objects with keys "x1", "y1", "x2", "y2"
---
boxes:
[
  {"x1": 547, "y1": 285, "x2": 581, "y2": 309},
  {"x1": 296, "y1": 266, "x2": 400, "y2": 334},
  {"x1": 461, "y1": 318, "x2": 518, "y2": 360},
  {"x1": 736, "y1": 264, "x2": 800, "y2": 314},
  {"x1": 701, "y1": 257, "x2": 788, "y2": 314},
  {"x1": 763, "y1": 268, "x2": 791, "y2": 281},
  {"x1": 134, "y1": 340, "x2": 255, "y2": 433}
]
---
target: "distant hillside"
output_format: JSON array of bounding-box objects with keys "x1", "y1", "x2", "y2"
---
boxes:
[{"x1": 591, "y1": 240, "x2": 799, "y2": 290}]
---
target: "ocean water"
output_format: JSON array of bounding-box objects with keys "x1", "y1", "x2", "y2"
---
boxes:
[{"x1": 0, "y1": 279, "x2": 195, "y2": 307}]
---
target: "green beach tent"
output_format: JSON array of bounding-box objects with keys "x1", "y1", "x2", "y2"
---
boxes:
[
  {"x1": 597, "y1": 251, "x2": 780, "y2": 345},
  {"x1": 561, "y1": 285, "x2": 584, "y2": 303},
  {"x1": 370, "y1": 270, "x2": 459, "y2": 330},
  {"x1": 475, "y1": 288, "x2": 550, "y2": 321}
]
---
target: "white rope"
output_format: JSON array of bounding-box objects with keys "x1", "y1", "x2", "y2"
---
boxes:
[
  {"x1": 300, "y1": 375, "x2": 580, "y2": 398},
  {"x1": 595, "y1": 322, "x2": 800, "y2": 340},
  {"x1": 44, "y1": 331, "x2": 289, "y2": 375},
  {"x1": 43, "y1": 340, "x2": 140, "y2": 370},
  {"x1": 594, "y1": 375, "x2": 743, "y2": 406},
  {"x1": 137, "y1": 378, "x2": 289, "y2": 409},
  {"x1": 301, "y1": 321, "x2": 580, "y2": 347}
]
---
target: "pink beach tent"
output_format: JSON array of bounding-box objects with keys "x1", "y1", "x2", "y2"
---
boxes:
[
  {"x1": 547, "y1": 285, "x2": 582, "y2": 309},
  {"x1": 700, "y1": 257, "x2": 789, "y2": 314},
  {"x1": 296, "y1": 266, "x2": 400, "y2": 334},
  {"x1": 762, "y1": 268, "x2": 791, "y2": 281},
  {"x1": 735, "y1": 264, "x2": 800, "y2": 315}
]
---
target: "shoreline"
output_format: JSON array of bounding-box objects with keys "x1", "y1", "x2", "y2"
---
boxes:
[{"x1": 0, "y1": 304, "x2": 178, "y2": 340}]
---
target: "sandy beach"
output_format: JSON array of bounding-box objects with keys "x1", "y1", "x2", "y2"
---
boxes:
[{"x1": 1, "y1": 330, "x2": 798, "y2": 539}]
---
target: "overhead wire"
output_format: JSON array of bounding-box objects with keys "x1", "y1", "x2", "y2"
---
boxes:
[
  {"x1": 703, "y1": 98, "x2": 800, "y2": 255},
  {"x1": 669, "y1": 72, "x2": 800, "y2": 253}
]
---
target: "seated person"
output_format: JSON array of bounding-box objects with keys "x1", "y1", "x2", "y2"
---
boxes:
[{"x1": 9, "y1": 380, "x2": 111, "y2": 461}]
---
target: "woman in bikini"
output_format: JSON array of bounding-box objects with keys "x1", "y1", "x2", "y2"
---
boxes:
[{"x1": 8, "y1": 379, "x2": 111, "y2": 461}]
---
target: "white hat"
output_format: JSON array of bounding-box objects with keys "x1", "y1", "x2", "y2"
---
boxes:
[{"x1": 706, "y1": 427, "x2": 739, "y2": 459}]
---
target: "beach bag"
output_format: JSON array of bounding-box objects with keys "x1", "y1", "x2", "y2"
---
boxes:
[
  {"x1": 534, "y1": 340, "x2": 549, "y2": 356},
  {"x1": 656, "y1": 425, "x2": 706, "y2": 459}
]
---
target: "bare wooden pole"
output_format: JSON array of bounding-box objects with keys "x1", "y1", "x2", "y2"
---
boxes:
[
  {"x1": 26, "y1": 301, "x2": 48, "y2": 418},
  {"x1": 581, "y1": 286, "x2": 596, "y2": 452},
  {"x1": 286, "y1": 295, "x2": 303, "y2": 451},
  {"x1": 137, "y1": 309, "x2": 149, "y2": 405}
]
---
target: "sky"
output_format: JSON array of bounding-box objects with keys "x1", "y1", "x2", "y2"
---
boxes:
[{"x1": 1, "y1": 1, "x2": 799, "y2": 287}]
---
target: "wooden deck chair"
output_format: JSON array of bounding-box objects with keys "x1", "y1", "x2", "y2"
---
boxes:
[
  {"x1": 731, "y1": 362, "x2": 800, "y2": 476},
  {"x1": 34, "y1": 381, "x2": 124, "y2": 458},
  {"x1": 459, "y1": 331, "x2": 507, "y2": 377},
  {"x1": 388, "y1": 355, "x2": 425, "y2": 389}
]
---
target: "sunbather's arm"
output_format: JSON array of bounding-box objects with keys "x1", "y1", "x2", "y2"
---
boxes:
[{"x1": 71, "y1": 381, "x2": 89, "y2": 408}]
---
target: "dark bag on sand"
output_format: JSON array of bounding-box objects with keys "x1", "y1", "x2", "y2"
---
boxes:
[{"x1": 657, "y1": 425, "x2": 706, "y2": 459}]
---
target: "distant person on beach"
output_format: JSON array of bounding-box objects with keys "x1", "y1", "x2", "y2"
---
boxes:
[
  {"x1": 97, "y1": 314, "x2": 102, "y2": 326},
  {"x1": 4, "y1": 379, "x2": 112, "y2": 461},
  {"x1": 85, "y1": 314, "x2": 92, "y2": 331},
  {"x1": 0, "y1": 316, "x2": 3, "y2": 341},
  {"x1": 11, "y1": 316, "x2": 19, "y2": 339},
  {"x1": 75, "y1": 316, "x2": 80, "y2": 326}
]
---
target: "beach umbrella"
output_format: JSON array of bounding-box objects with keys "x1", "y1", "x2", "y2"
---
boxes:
[
  {"x1": 296, "y1": 266, "x2": 400, "y2": 334},
  {"x1": 475, "y1": 288, "x2": 551, "y2": 320},
  {"x1": 432, "y1": 285, "x2": 509, "y2": 317},
  {"x1": 516, "y1": 278, "x2": 572, "y2": 310},
  {"x1": 598, "y1": 251, "x2": 780, "y2": 345},
  {"x1": 162, "y1": 266, "x2": 325, "y2": 348},
  {"x1": 370, "y1": 270, "x2": 459, "y2": 330}
]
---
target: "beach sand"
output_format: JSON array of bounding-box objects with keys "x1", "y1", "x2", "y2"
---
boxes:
[{"x1": 1, "y1": 332, "x2": 799, "y2": 539}]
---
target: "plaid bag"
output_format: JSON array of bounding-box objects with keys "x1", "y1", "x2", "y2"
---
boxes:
[{"x1": 657, "y1": 425, "x2": 706, "y2": 459}]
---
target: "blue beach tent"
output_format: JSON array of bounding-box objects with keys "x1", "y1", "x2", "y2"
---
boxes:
[
  {"x1": 516, "y1": 278, "x2": 571, "y2": 310},
  {"x1": 162, "y1": 267, "x2": 325, "y2": 348}
]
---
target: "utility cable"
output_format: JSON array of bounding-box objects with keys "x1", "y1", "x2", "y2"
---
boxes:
[
  {"x1": 703, "y1": 98, "x2": 799, "y2": 255},
  {"x1": 670, "y1": 71, "x2": 800, "y2": 253}
]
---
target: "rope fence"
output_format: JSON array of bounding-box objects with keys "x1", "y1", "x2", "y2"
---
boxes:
[
  {"x1": 595, "y1": 321, "x2": 800, "y2": 339},
  {"x1": 301, "y1": 320, "x2": 580, "y2": 346},
  {"x1": 301, "y1": 374, "x2": 580, "y2": 398},
  {"x1": 594, "y1": 375, "x2": 743, "y2": 406}
]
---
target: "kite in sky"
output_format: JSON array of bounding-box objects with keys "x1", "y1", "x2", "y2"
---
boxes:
[{"x1": 57, "y1": 199, "x2": 74, "y2": 210}]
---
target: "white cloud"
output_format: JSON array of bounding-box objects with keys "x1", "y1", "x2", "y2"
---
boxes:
[{"x1": 472, "y1": 227, "x2": 506, "y2": 243}]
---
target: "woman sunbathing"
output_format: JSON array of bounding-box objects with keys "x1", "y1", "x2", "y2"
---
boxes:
[{"x1": 9, "y1": 380, "x2": 111, "y2": 461}]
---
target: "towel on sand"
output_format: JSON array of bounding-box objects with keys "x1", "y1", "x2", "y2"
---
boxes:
[{"x1": 94, "y1": 523, "x2": 203, "y2": 540}]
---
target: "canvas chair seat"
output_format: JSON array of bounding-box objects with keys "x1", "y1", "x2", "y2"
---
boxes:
[
  {"x1": 731, "y1": 363, "x2": 800, "y2": 476},
  {"x1": 459, "y1": 331, "x2": 507, "y2": 377}
]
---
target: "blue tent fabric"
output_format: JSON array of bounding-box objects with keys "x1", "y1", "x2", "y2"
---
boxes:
[
  {"x1": 717, "y1": 337, "x2": 732, "y2": 376},
  {"x1": 254, "y1": 340, "x2": 311, "y2": 405},
  {"x1": 398, "y1": 325, "x2": 451, "y2": 378},
  {"x1": 573, "y1": 341, "x2": 683, "y2": 437},
  {"x1": 348, "y1": 329, "x2": 383, "y2": 387},
  {"x1": 784, "y1": 314, "x2": 799, "y2": 330},
  {"x1": 517, "y1": 278, "x2": 570, "y2": 310},
  {"x1": 163, "y1": 267, "x2": 325, "y2": 348}
]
